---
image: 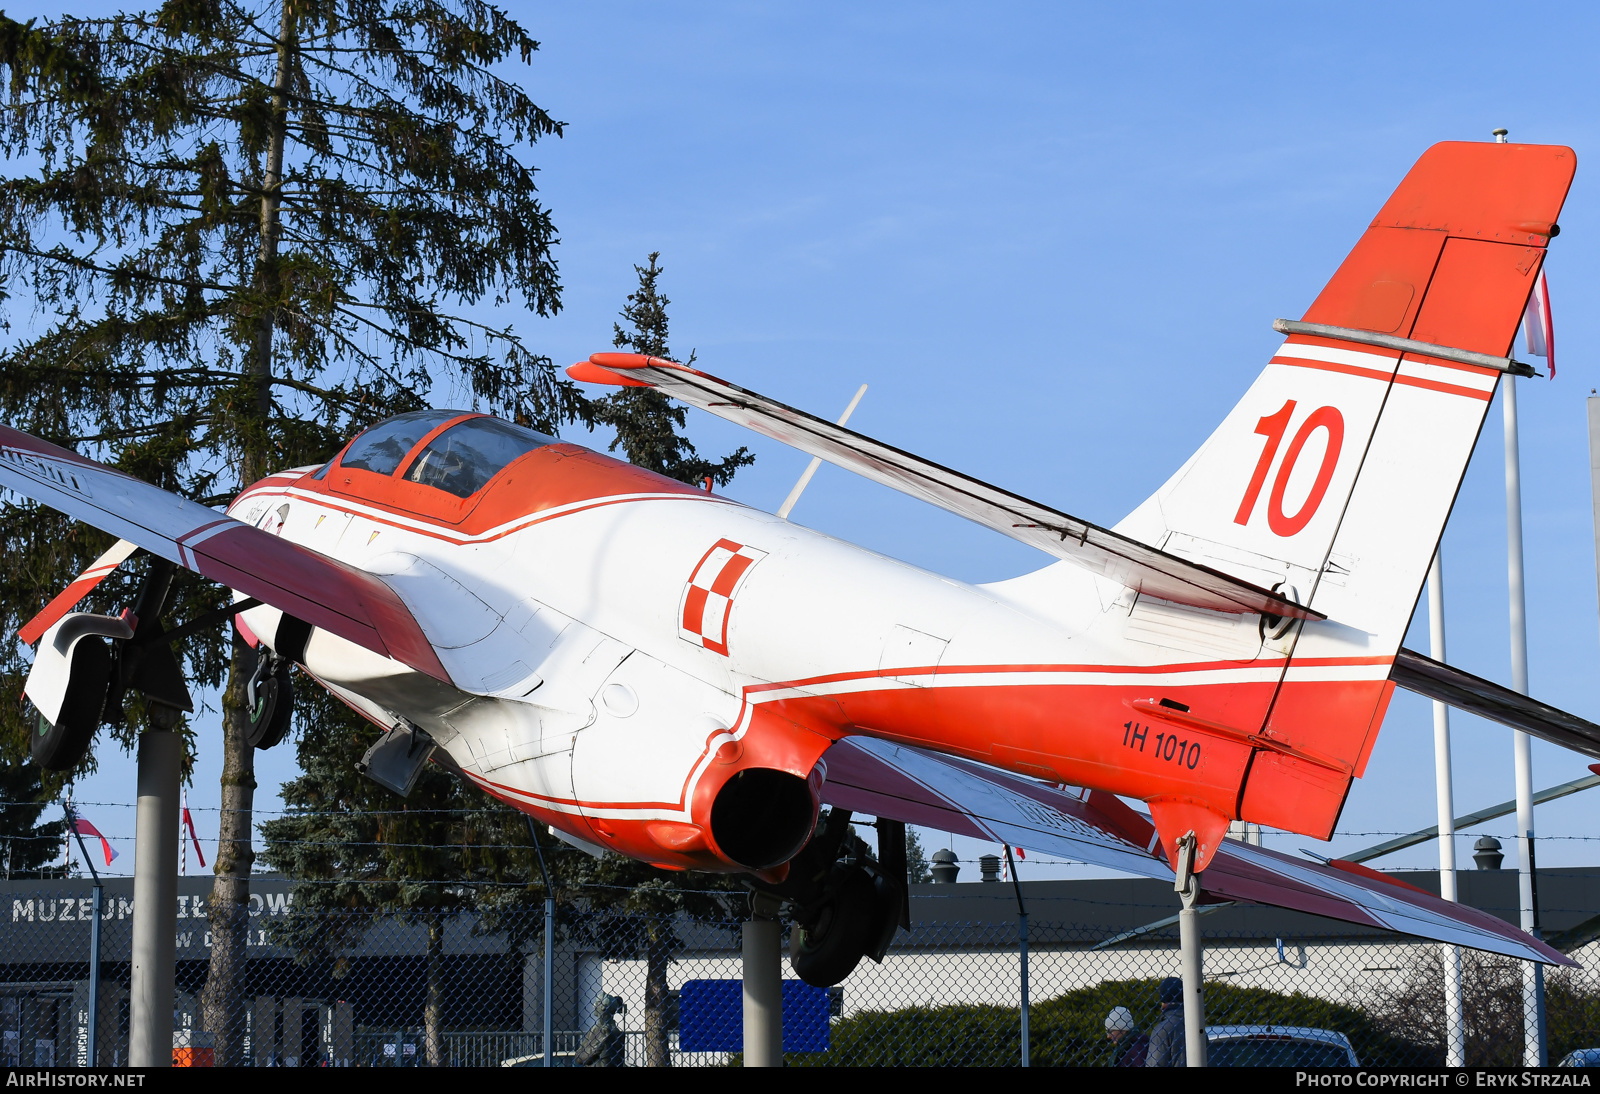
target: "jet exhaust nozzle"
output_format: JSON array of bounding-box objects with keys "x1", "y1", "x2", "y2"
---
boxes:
[{"x1": 708, "y1": 766, "x2": 819, "y2": 871}]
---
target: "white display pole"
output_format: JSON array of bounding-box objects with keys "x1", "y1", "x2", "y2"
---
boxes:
[
  {"x1": 1428, "y1": 551, "x2": 1465, "y2": 1066},
  {"x1": 1588, "y1": 396, "x2": 1600, "y2": 651},
  {"x1": 1503, "y1": 374, "x2": 1546, "y2": 1065}
]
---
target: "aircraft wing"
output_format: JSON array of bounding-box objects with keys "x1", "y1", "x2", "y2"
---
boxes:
[
  {"x1": 568, "y1": 354, "x2": 1320, "y2": 622},
  {"x1": 820, "y1": 736, "x2": 1573, "y2": 965},
  {"x1": 1392, "y1": 646, "x2": 1600, "y2": 759},
  {"x1": 0, "y1": 425, "x2": 449, "y2": 682}
]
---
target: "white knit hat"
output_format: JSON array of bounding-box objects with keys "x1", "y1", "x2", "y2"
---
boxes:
[{"x1": 1105, "y1": 1006, "x2": 1136, "y2": 1033}]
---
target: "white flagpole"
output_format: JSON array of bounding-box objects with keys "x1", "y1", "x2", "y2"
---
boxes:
[
  {"x1": 1503, "y1": 371, "x2": 1546, "y2": 1065},
  {"x1": 1428, "y1": 551, "x2": 1465, "y2": 1066},
  {"x1": 1494, "y1": 125, "x2": 1545, "y2": 1068}
]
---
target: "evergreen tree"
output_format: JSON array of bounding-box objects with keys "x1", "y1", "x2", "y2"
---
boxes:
[
  {"x1": 566, "y1": 848, "x2": 744, "y2": 1067},
  {"x1": 569, "y1": 254, "x2": 762, "y2": 1065},
  {"x1": 0, "y1": 1, "x2": 578, "y2": 1063},
  {"x1": 905, "y1": 826, "x2": 930, "y2": 885},
  {"x1": 590, "y1": 253, "x2": 753, "y2": 486},
  {"x1": 258, "y1": 687, "x2": 580, "y2": 1066},
  {"x1": 0, "y1": 763, "x2": 65, "y2": 879},
  {"x1": 267, "y1": 255, "x2": 761, "y2": 1068}
]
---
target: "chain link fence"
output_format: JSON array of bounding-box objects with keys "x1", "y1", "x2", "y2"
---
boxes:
[{"x1": 4, "y1": 874, "x2": 1600, "y2": 1066}]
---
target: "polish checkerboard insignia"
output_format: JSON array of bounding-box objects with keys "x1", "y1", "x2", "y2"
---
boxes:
[{"x1": 679, "y1": 539, "x2": 767, "y2": 656}]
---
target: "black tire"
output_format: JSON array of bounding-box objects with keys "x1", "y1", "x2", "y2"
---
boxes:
[
  {"x1": 246, "y1": 663, "x2": 294, "y2": 749},
  {"x1": 32, "y1": 636, "x2": 111, "y2": 771},
  {"x1": 792, "y1": 868, "x2": 877, "y2": 987}
]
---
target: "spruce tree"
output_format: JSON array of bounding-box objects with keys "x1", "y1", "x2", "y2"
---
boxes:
[
  {"x1": 258, "y1": 687, "x2": 579, "y2": 1066},
  {"x1": 266, "y1": 255, "x2": 761, "y2": 1068},
  {"x1": 905, "y1": 826, "x2": 930, "y2": 885},
  {"x1": 569, "y1": 255, "x2": 756, "y2": 1066},
  {"x1": 0, "y1": 1, "x2": 578, "y2": 1063},
  {"x1": 590, "y1": 253, "x2": 753, "y2": 487},
  {"x1": 0, "y1": 763, "x2": 65, "y2": 879}
]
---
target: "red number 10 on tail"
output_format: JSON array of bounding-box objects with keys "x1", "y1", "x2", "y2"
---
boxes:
[{"x1": 1234, "y1": 399, "x2": 1345, "y2": 536}]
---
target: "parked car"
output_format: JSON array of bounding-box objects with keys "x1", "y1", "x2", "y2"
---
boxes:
[
  {"x1": 1206, "y1": 1026, "x2": 1360, "y2": 1067},
  {"x1": 1558, "y1": 1049, "x2": 1600, "y2": 1067}
]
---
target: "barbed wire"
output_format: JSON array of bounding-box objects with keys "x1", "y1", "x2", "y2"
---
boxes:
[{"x1": 16, "y1": 802, "x2": 1596, "y2": 842}]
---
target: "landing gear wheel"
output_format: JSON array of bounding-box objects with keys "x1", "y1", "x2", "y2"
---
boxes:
[
  {"x1": 31, "y1": 636, "x2": 111, "y2": 771},
  {"x1": 245, "y1": 654, "x2": 293, "y2": 750},
  {"x1": 792, "y1": 868, "x2": 877, "y2": 987}
]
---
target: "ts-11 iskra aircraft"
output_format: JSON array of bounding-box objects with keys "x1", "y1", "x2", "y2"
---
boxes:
[{"x1": 5, "y1": 141, "x2": 1595, "y2": 983}]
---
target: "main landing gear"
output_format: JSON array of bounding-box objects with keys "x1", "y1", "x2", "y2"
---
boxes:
[
  {"x1": 26, "y1": 555, "x2": 276, "y2": 771},
  {"x1": 750, "y1": 808, "x2": 911, "y2": 988}
]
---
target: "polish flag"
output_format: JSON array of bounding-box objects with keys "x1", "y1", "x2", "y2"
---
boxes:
[
  {"x1": 182, "y1": 807, "x2": 207, "y2": 869},
  {"x1": 71, "y1": 818, "x2": 118, "y2": 866},
  {"x1": 1524, "y1": 269, "x2": 1554, "y2": 378}
]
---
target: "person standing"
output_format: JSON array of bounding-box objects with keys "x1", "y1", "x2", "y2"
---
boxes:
[
  {"x1": 576, "y1": 995, "x2": 627, "y2": 1067},
  {"x1": 1105, "y1": 1006, "x2": 1149, "y2": 1066},
  {"x1": 1144, "y1": 977, "x2": 1188, "y2": 1067}
]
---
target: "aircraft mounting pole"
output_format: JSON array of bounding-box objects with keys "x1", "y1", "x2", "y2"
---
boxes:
[
  {"x1": 743, "y1": 893, "x2": 784, "y2": 1066},
  {"x1": 1174, "y1": 834, "x2": 1207, "y2": 1067},
  {"x1": 128, "y1": 727, "x2": 181, "y2": 1067},
  {"x1": 525, "y1": 819, "x2": 555, "y2": 1068},
  {"x1": 1503, "y1": 370, "x2": 1547, "y2": 1065},
  {"x1": 1428, "y1": 552, "x2": 1466, "y2": 1066},
  {"x1": 1004, "y1": 845, "x2": 1029, "y2": 1067}
]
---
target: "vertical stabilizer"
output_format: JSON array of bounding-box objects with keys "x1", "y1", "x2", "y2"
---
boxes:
[{"x1": 1118, "y1": 142, "x2": 1575, "y2": 842}]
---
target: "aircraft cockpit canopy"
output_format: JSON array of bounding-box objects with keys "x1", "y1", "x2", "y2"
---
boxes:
[
  {"x1": 404, "y1": 416, "x2": 557, "y2": 498},
  {"x1": 338, "y1": 409, "x2": 456, "y2": 476},
  {"x1": 329, "y1": 410, "x2": 557, "y2": 499}
]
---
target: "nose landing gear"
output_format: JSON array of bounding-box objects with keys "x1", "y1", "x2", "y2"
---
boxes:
[{"x1": 244, "y1": 651, "x2": 293, "y2": 749}]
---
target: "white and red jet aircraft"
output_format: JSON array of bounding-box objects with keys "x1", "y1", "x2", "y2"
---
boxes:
[{"x1": 5, "y1": 141, "x2": 1593, "y2": 982}]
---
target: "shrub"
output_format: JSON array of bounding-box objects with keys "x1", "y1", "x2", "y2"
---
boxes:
[{"x1": 782, "y1": 976, "x2": 1428, "y2": 1067}]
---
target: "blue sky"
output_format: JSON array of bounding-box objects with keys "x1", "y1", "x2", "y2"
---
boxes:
[{"x1": 54, "y1": 3, "x2": 1600, "y2": 883}]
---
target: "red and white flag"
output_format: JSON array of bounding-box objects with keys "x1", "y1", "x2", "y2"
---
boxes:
[
  {"x1": 1524, "y1": 268, "x2": 1554, "y2": 378},
  {"x1": 182, "y1": 806, "x2": 207, "y2": 869},
  {"x1": 70, "y1": 817, "x2": 118, "y2": 866}
]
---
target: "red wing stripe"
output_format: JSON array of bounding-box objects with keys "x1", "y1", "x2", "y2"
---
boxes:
[
  {"x1": 175, "y1": 517, "x2": 233, "y2": 546},
  {"x1": 188, "y1": 525, "x2": 449, "y2": 683},
  {"x1": 0, "y1": 425, "x2": 449, "y2": 683}
]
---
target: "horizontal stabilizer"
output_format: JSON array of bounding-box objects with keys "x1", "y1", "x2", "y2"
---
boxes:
[
  {"x1": 821, "y1": 735, "x2": 1572, "y2": 965},
  {"x1": 569, "y1": 353, "x2": 1319, "y2": 622},
  {"x1": 0, "y1": 425, "x2": 449, "y2": 683},
  {"x1": 1391, "y1": 646, "x2": 1600, "y2": 759},
  {"x1": 18, "y1": 537, "x2": 138, "y2": 645}
]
